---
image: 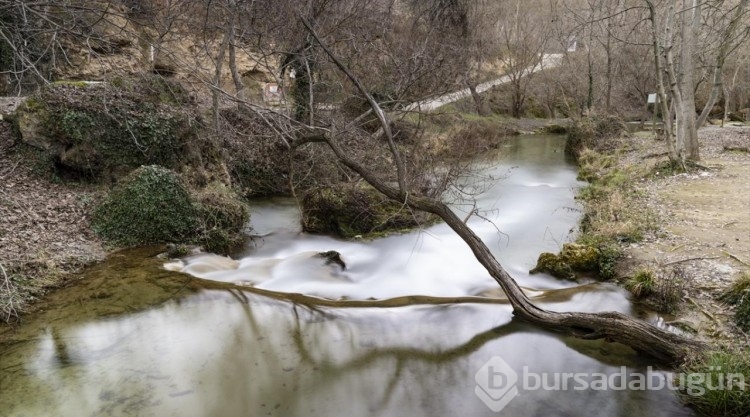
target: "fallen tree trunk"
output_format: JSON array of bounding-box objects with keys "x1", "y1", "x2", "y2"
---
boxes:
[
  {"x1": 320, "y1": 136, "x2": 704, "y2": 364},
  {"x1": 296, "y1": 14, "x2": 705, "y2": 365}
]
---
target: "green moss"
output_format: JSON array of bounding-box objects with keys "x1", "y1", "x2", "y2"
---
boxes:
[
  {"x1": 679, "y1": 350, "x2": 750, "y2": 417},
  {"x1": 92, "y1": 165, "x2": 199, "y2": 246},
  {"x1": 561, "y1": 243, "x2": 599, "y2": 271},
  {"x1": 530, "y1": 243, "x2": 600, "y2": 281},
  {"x1": 530, "y1": 252, "x2": 576, "y2": 280},
  {"x1": 301, "y1": 184, "x2": 433, "y2": 238}
]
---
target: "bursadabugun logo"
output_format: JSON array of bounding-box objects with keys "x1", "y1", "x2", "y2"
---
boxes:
[
  {"x1": 475, "y1": 355, "x2": 746, "y2": 412},
  {"x1": 474, "y1": 356, "x2": 519, "y2": 412}
]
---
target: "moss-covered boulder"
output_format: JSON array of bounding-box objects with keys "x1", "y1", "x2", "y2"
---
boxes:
[
  {"x1": 530, "y1": 243, "x2": 600, "y2": 280},
  {"x1": 530, "y1": 252, "x2": 576, "y2": 280},
  {"x1": 92, "y1": 165, "x2": 199, "y2": 246},
  {"x1": 15, "y1": 76, "x2": 193, "y2": 179},
  {"x1": 301, "y1": 184, "x2": 432, "y2": 238},
  {"x1": 561, "y1": 243, "x2": 600, "y2": 271},
  {"x1": 193, "y1": 184, "x2": 250, "y2": 253}
]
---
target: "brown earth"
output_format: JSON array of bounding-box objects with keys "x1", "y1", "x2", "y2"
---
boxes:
[
  {"x1": 616, "y1": 125, "x2": 750, "y2": 346},
  {"x1": 0, "y1": 122, "x2": 104, "y2": 320}
]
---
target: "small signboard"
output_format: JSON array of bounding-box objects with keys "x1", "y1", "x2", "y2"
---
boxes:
[
  {"x1": 263, "y1": 83, "x2": 283, "y2": 106},
  {"x1": 647, "y1": 93, "x2": 657, "y2": 104}
]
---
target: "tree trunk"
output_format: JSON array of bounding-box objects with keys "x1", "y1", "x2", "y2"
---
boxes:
[
  {"x1": 318, "y1": 134, "x2": 705, "y2": 365},
  {"x1": 297, "y1": 14, "x2": 706, "y2": 366},
  {"x1": 696, "y1": 0, "x2": 748, "y2": 128},
  {"x1": 678, "y1": 0, "x2": 700, "y2": 161},
  {"x1": 468, "y1": 83, "x2": 490, "y2": 116}
]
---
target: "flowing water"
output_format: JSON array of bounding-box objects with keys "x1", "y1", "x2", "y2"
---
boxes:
[{"x1": 0, "y1": 135, "x2": 694, "y2": 416}]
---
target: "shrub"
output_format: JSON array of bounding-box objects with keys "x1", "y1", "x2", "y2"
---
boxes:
[
  {"x1": 625, "y1": 269, "x2": 655, "y2": 297},
  {"x1": 679, "y1": 350, "x2": 750, "y2": 417},
  {"x1": 92, "y1": 165, "x2": 198, "y2": 246},
  {"x1": 565, "y1": 114, "x2": 627, "y2": 160}
]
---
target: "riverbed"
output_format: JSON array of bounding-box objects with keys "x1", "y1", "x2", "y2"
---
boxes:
[{"x1": 0, "y1": 134, "x2": 693, "y2": 416}]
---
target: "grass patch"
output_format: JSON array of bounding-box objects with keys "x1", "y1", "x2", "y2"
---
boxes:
[
  {"x1": 719, "y1": 272, "x2": 750, "y2": 305},
  {"x1": 679, "y1": 350, "x2": 750, "y2": 417},
  {"x1": 625, "y1": 269, "x2": 655, "y2": 297},
  {"x1": 719, "y1": 272, "x2": 750, "y2": 332},
  {"x1": 575, "y1": 149, "x2": 658, "y2": 277}
]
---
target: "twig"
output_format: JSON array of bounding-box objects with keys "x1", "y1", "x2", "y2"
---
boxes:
[
  {"x1": 723, "y1": 251, "x2": 749, "y2": 266},
  {"x1": 669, "y1": 244, "x2": 686, "y2": 252},
  {"x1": 663, "y1": 256, "x2": 720, "y2": 266}
]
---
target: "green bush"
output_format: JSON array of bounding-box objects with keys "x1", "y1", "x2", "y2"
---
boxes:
[{"x1": 92, "y1": 166, "x2": 198, "y2": 246}]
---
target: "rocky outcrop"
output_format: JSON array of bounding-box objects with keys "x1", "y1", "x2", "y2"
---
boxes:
[{"x1": 15, "y1": 78, "x2": 194, "y2": 179}]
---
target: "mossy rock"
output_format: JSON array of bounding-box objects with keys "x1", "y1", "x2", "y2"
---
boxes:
[
  {"x1": 530, "y1": 252, "x2": 576, "y2": 280},
  {"x1": 92, "y1": 165, "x2": 199, "y2": 246},
  {"x1": 301, "y1": 184, "x2": 432, "y2": 238},
  {"x1": 16, "y1": 76, "x2": 194, "y2": 180},
  {"x1": 193, "y1": 184, "x2": 250, "y2": 253},
  {"x1": 560, "y1": 243, "x2": 600, "y2": 271},
  {"x1": 530, "y1": 244, "x2": 600, "y2": 280}
]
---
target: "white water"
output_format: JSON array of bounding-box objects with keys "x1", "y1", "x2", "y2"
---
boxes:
[{"x1": 170, "y1": 137, "x2": 591, "y2": 302}]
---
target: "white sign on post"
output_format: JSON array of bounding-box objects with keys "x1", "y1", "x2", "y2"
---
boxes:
[{"x1": 647, "y1": 93, "x2": 657, "y2": 104}]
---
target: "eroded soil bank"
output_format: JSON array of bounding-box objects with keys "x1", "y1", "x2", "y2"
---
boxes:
[{"x1": 614, "y1": 126, "x2": 750, "y2": 346}]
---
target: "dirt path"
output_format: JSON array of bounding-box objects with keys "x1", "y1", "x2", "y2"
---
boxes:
[{"x1": 618, "y1": 125, "x2": 750, "y2": 345}]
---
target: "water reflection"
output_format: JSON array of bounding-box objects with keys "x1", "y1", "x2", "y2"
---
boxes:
[
  {"x1": 0, "y1": 135, "x2": 694, "y2": 416},
  {"x1": 2, "y1": 290, "x2": 690, "y2": 416}
]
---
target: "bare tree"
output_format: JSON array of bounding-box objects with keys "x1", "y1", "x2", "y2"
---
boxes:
[{"x1": 645, "y1": 0, "x2": 749, "y2": 164}]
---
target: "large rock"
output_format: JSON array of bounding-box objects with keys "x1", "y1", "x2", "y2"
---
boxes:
[
  {"x1": 301, "y1": 184, "x2": 435, "y2": 238},
  {"x1": 530, "y1": 243, "x2": 600, "y2": 280}
]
